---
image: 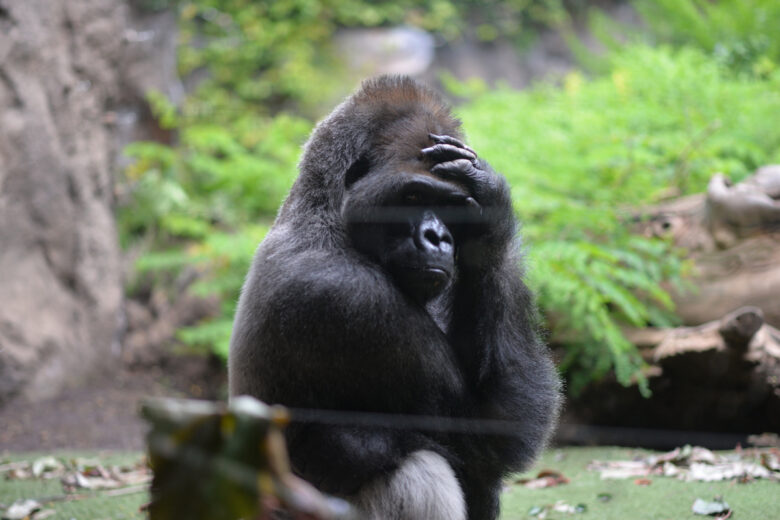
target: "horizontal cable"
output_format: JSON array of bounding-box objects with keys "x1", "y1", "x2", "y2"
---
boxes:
[{"x1": 288, "y1": 407, "x2": 530, "y2": 437}]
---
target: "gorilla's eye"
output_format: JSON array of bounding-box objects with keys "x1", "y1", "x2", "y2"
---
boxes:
[
  {"x1": 403, "y1": 192, "x2": 421, "y2": 204},
  {"x1": 345, "y1": 154, "x2": 371, "y2": 188}
]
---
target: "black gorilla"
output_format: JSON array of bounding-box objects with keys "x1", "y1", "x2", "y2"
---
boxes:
[{"x1": 229, "y1": 76, "x2": 560, "y2": 520}]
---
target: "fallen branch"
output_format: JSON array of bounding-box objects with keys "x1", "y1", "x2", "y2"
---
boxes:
[{"x1": 635, "y1": 165, "x2": 780, "y2": 326}]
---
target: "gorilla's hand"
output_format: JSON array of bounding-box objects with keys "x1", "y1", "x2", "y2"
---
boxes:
[
  {"x1": 422, "y1": 134, "x2": 514, "y2": 270},
  {"x1": 422, "y1": 134, "x2": 504, "y2": 206}
]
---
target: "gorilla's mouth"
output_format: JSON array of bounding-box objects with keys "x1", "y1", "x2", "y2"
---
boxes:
[
  {"x1": 392, "y1": 261, "x2": 451, "y2": 290},
  {"x1": 401, "y1": 264, "x2": 451, "y2": 278},
  {"x1": 421, "y1": 266, "x2": 449, "y2": 277},
  {"x1": 421, "y1": 267, "x2": 450, "y2": 291},
  {"x1": 405, "y1": 265, "x2": 451, "y2": 291}
]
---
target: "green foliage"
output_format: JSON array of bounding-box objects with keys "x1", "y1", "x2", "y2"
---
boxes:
[
  {"x1": 176, "y1": 225, "x2": 270, "y2": 359},
  {"x1": 569, "y1": 0, "x2": 780, "y2": 79},
  {"x1": 120, "y1": 99, "x2": 304, "y2": 352},
  {"x1": 120, "y1": 80, "x2": 309, "y2": 355},
  {"x1": 119, "y1": 0, "x2": 580, "y2": 363},
  {"x1": 119, "y1": 0, "x2": 780, "y2": 392},
  {"x1": 457, "y1": 44, "x2": 780, "y2": 391},
  {"x1": 631, "y1": 0, "x2": 780, "y2": 77},
  {"x1": 529, "y1": 238, "x2": 686, "y2": 394},
  {"x1": 174, "y1": 0, "x2": 572, "y2": 118},
  {"x1": 120, "y1": 102, "x2": 309, "y2": 245}
]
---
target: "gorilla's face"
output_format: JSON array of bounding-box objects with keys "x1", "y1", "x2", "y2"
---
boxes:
[{"x1": 342, "y1": 163, "x2": 471, "y2": 303}]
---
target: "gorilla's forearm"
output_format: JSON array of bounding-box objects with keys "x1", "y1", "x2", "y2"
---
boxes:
[
  {"x1": 450, "y1": 257, "x2": 560, "y2": 471},
  {"x1": 450, "y1": 248, "x2": 531, "y2": 380},
  {"x1": 238, "y1": 258, "x2": 466, "y2": 411},
  {"x1": 286, "y1": 423, "x2": 441, "y2": 496}
]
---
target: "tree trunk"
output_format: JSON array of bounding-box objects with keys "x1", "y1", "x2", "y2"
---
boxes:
[{"x1": 0, "y1": 0, "x2": 178, "y2": 402}]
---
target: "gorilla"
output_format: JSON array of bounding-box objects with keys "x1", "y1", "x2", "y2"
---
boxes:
[{"x1": 229, "y1": 75, "x2": 560, "y2": 520}]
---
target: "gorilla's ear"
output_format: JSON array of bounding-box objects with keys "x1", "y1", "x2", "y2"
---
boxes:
[{"x1": 344, "y1": 154, "x2": 371, "y2": 188}]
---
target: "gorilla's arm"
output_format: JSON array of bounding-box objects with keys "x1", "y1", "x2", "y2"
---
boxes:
[
  {"x1": 423, "y1": 137, "x2": 560, "y2": 467},
  {"x1": 230, "y1": 247, "x2": 464, "y2": 495},
  {"x1": 421, "y1": 141, "x2": 559, "y2": 519},
  {"x1": 452, "y1": 252, "x2": 559, "y2": 460},
  {"x1": 286, "y1": 423, "x2": 448, "y2": 496},
  {"x1": 447, "y1": 253, "x2": 560, "y2": 520}
]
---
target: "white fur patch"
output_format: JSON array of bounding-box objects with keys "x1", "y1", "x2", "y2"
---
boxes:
[{"x1": 351, "y1": 450, "x2": 466, "y2": 520}]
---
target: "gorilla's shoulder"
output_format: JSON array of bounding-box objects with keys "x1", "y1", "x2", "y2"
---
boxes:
[{"x1": 244, "y1": 238, "x2": 390, "y2": 310}]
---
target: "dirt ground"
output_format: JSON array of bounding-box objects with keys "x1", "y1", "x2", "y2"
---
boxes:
[
  {"x1": 0, "y1": 347, "x2": 761, "y2": 453},
  {"x1": 0, "y1": 353, "x2": 226, "y2": 452}
]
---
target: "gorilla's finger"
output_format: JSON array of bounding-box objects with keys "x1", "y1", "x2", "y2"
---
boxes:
[
  {"x1": 421, "y1": 143, "x2": 477, "y2": 163},
  {"x1": 431, "y1": 159, "x2": 482, "y2": 182},
  {"x1": 428, "y1": 134, "x2": 477, "y2": 156}
]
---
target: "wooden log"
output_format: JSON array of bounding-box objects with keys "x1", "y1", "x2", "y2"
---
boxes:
[
  {"x1": 622, "y1": 307, "x2": 780, "y2": 393},
  {"x1": 646, "y1": 306, "x2": 776, "y2": 359},
  {"x1": 575, "y1": 165, "x2": 780, "y2": 431},
  {"x1": 568, "y1": 308, "x2": 780, "y2": 434},
  {"x1": 635, "y1": 165, "x2": 780, "y2": 327}
]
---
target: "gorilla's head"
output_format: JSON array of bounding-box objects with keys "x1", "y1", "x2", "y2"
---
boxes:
[
  {"x1": 286, "y1": 76, "x2": 478, "y2": 303},
  {"x1": 342, "y1": 159, "x2": 474, "y2": 302}
]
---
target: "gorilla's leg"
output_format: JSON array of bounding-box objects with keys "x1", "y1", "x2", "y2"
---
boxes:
[{"x1": 352, "y1": 450, "x2": 466, "y2": 520}]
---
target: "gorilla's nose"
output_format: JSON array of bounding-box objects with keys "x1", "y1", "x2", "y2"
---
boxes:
[{"x1": 416, "y1": 211, "x2": 453, "y2": 254}]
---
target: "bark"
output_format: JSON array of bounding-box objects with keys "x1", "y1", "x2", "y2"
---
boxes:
[
  {"x1": 635, "y1": 165, "x2": 780, "y2": 327},
  {"x1": 569, "y1": 307, "x2": 780, "y2": 433},
  {"x1": 565, "y1": 168, "x2": 780, "y2": 433},
  {"x1": 626, "y1": 306, "x2": 780, "y2": 369},
  {"x1": 0, "y1": 0, "x2": 178, "y2": 402}
]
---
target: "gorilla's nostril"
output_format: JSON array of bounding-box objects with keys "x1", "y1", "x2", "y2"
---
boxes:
[{"x1": 424, "y1": 228, "x2": 440, "y2": 246}]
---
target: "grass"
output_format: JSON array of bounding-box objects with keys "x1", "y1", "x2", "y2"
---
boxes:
[
  {"x1": 0, "y1": 452, "x2": 146, "y2": 520},
  {"x1": 502, "y1": 447, "x2": 779, "y2": 520},
  {"x1": 1, "y1": 447, "x2": 778, "y2": 519}
]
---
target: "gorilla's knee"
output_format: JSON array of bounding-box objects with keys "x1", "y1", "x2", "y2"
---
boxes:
[{"x1": 352, "y1": 450, "x2": 466, "y2": 520}]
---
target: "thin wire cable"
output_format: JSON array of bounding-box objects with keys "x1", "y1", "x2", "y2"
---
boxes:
[{"x1": 288, "y1": 408, "x2": 530, "y2": 437}]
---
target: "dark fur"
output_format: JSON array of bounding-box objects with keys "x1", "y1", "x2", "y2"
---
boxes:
[{"x1": 229, "y1": 76, "x2": 560, "y2": 520}]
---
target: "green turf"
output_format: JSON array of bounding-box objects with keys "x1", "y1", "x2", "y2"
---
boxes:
[
  {"x1": 2, "y1": 448, "x2": 778, "y2": 519},
  {"x1": 501, "y1": 447, "x2": 780, "y2": 520},
  {"x1": 0, "y1": 452, "x2": 147, "y2": 520}
]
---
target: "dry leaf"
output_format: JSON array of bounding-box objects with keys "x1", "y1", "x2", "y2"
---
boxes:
[
  {"x1": 692, "y1": 497, "x2": 731, "y2": 516},
  {"x1": 590, "y1": 445, "x2": 780, "y2": 483},
  {"x1": 515, "y1": 469, "x2": 569, "y2": 489},
  {"x1": 2, "y1": 499, "x2": 41, "y2": 520}
]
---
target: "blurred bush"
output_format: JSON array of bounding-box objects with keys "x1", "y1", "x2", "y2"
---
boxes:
[
  {"x1": 573, "y1": 0, "x2": 779, "y2": 78},
  {"x1": 457, "y1": 44, "x2": 780, "y2": 392},
  {"x1": 119, "y1": 0, "x2": 780, "y2": 392},
  {"x1": 119, "y1": 0, "x2": 572, "y2": 359},
  {"x1": 636, "y1": 0, "x2": 779, "y2": 77}
]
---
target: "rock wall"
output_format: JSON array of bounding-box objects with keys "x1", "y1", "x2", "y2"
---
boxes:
[{"x1": 0, "y1": 0, "x2": 177, "y2": 402}]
